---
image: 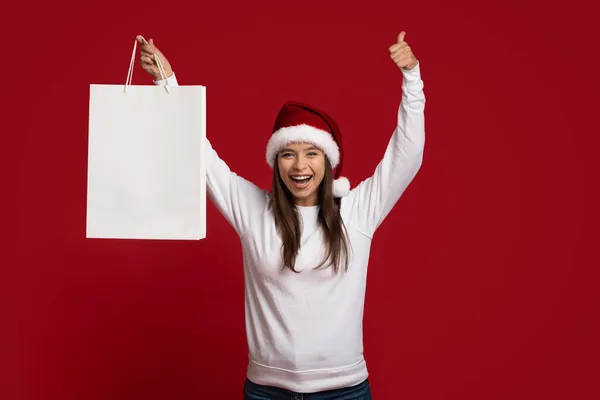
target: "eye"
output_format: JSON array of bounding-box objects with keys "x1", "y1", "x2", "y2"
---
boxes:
[
  {"x1": 280, "y1": 152, "x2": 294, "y2": 158},
  {"x1": 307, "y1": 151, "x2": 319, "y2": 157}
]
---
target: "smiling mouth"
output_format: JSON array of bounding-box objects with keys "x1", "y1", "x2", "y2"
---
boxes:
[{"x1": 290, "y1": 175, "x2": 313, "y2": 188}]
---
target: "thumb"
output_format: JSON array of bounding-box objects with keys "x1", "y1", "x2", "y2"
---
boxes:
[
  {"x1": 398, "y1": 31, "x2": 406, "y2": 43},
  {"x1": 149, "y1": 38, "x2": 161, "y2": 54}
]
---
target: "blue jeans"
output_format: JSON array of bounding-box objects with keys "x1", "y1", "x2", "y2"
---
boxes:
[{"x1": 244, "y1": 378, "x2": 372, "y2": 400}]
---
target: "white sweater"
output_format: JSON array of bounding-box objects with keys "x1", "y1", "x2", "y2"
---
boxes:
[{"x1": 155, "y1": 64, "x2": 425, "y2": 392}]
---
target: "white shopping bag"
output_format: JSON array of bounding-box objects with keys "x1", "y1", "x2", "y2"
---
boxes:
[{"x1": 86, "y1": 39, "x2": 206, "y2": 240}]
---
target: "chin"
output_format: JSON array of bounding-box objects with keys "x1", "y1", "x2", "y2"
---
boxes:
[
  {"x1": 286, "y1": 185, "x2": 319, "y2": 205},
  {"x1": 289, "y1": 188, "x2": 313, "y2": 199}
]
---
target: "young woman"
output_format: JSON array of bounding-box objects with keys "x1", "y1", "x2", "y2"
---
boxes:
[{"x1": 136, "y1": 31, "x2": 425, "y2": 399}]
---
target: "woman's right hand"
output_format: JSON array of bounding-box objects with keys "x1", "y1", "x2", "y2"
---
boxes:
[{"x1": 135, "y1": 35, "x2": 174, "y2": 81}]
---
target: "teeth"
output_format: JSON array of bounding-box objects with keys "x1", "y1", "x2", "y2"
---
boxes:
[{"x1": 291, "y1": 175, "x2": 311, "y2": 181}]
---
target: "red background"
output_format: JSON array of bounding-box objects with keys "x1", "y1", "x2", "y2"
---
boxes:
[{"x1": 2, "y1": 0, "x2": 599, "y2": 399}]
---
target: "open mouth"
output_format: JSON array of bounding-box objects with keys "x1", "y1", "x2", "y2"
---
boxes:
[{"x1": 290, "y1": 175, "x2": 313, "y2": 188}]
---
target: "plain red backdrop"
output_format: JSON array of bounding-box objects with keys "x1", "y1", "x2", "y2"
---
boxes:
[{"x1": 2, "y1": 0, "x2": 599, "y2": 399}]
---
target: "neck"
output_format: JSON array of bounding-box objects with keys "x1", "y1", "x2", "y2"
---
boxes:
[{"x1": 294, "y1": 194, "x2": 319, "y2": 207}]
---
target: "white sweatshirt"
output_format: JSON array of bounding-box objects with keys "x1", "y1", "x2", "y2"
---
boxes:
[{"x1": 155, "y1": 64, "x2": 425, "y2": 392}]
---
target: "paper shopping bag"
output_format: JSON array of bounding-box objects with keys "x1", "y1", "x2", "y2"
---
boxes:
[{"x1": 86, "y1": 40, "x2": 206, "y2": 240}]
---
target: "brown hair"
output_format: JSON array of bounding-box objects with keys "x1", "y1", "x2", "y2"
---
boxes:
[{"x1": 270, "y1": 156, "x2": 351, "y2": 273}]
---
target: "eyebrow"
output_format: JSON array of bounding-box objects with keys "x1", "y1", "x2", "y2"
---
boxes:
[{"x1": 280, "y1": 146, "x2": 320, "y2": 153}]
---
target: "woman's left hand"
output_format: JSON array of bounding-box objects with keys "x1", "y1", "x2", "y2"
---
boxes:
[{"x1": 389, "y1": 31, "x2": 418, "y2": 71}]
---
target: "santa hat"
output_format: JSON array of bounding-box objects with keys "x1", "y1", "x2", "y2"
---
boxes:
[{"x1": 266, "y1": 101, "x2": 351, "y2": 198}]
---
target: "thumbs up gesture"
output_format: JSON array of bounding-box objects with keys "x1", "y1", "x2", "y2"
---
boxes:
[{"x1": 389, "y1": 31, "x2": 418, "y2": 71}]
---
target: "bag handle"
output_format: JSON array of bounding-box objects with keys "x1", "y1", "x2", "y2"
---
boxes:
[{"x1": 125, "y1": 38, "x2": 170, "y2": 94}]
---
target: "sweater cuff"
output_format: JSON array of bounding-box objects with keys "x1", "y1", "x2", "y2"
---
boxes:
[
  {"x1": 401, "y1": 62, "x2": 421, "y2": 80},
  {"x1": 401, "y1": 62, "x2": 422, "y2": 90},
  {"x1": 154, "y1": 72, "x2": 178, "y2": 86}
]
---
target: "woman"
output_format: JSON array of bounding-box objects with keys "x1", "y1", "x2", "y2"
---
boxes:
[{"x1": 136, "y1": 31, "x2": 425, "y2": 399}]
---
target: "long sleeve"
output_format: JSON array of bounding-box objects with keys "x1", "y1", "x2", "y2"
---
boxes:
[
  {"x1": 154, "y1": 73, "x2": 268, "y2": 236},
  {"x1": 342, "y1": 63, "x2": 425, "y2": 238}
]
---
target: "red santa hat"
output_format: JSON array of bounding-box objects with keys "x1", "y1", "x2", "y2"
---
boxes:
[{"x1": 266, "y1": 101, "x2": 351, "y2": 198}]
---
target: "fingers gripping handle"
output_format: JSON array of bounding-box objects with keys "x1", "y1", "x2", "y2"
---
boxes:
[{"x1": 124, "y1": 38, "x2": 170, "y2": 94}]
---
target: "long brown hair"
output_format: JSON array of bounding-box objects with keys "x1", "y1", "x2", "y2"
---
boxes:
[{"x1": 270, "y1": 156, "x2": 351, "y2": 273}]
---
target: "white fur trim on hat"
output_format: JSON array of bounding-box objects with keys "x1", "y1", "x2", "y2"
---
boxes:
[
  {"x1": 332, "y1": 176, "x2": 351, "y2": 198},
  {"x1": 266, "y1": 124, "x2": 340, "y2": 168}
]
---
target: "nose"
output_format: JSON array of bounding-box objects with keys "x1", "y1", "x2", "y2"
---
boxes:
[{"x1": 292, "y1": 155, "x2": 307, "y2": 171}]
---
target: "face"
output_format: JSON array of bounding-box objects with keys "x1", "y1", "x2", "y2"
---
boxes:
[{"x1": 277, "y1": 142, "x2": 326, "y2": 206}]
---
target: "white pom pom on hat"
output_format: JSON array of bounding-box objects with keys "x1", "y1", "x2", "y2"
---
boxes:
[
  {"x1": 332, "y1": 176, "x2": 351, "y2": 198},
  {"x1": 266, "y1": 101, "x2": 351, "y2": 198}
]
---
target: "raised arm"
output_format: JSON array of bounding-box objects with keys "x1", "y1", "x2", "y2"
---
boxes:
[
  {"x1": 343, "y1": 32, "x2": 425, "y2": 238},
  {"x1": 136, "y1": 36, "x2": 268, "y2": 237}
]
